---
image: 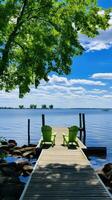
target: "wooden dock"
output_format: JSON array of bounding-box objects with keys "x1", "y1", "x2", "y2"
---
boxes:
[{"x1": 20, "y1": 128, "x2": 112, "y2": 200}]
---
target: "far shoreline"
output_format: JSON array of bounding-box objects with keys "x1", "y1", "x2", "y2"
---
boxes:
[{"x1": 0, "y1": 107, "x2": 112, "y2": 110}]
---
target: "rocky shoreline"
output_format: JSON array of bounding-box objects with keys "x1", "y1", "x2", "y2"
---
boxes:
[
  {"x1": 96, "y1": 163, "x2": 112, "y2": 194},
  {"x1": 0, "y1": 139, "x2": 41, "y2": 199},
  {"x1": 0, "y1": 138, "x2": 112, "y2": 199}
]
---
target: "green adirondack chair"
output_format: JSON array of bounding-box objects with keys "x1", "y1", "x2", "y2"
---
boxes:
[
  {"x1": 63, "y1": 125, "x2": 79, "y2": 147},
  {"x1": 41, "y1": 125, "x2": 56, "y2": 146}
]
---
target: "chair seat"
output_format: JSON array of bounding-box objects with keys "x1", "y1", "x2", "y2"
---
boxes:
[
  {"x1": 63, "y1": 134, "x2": 78, "y2": 145},
  {"x1": 42, "y1": 133, "x2": 56, "y2": 142}
]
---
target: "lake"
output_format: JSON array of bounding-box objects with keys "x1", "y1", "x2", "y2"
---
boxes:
[{"x1": 0, "y1": 108, "x2": 112, "y2": 169}]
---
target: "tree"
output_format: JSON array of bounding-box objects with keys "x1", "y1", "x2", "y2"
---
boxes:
[
  {"x1": 0, "y1": 0, "x2": 110, "y2": 97},
  {"x1": 41, "y1": 104, "x2": 47, "y2": 109},
  {"x1": 19, "y1": 105, "x2": 24, "y2": 109},
  {"x1": 49, "y1": 104, "x2": 53, "y2": 109},
  {"x1": 30, "y1": 104, "x2": 37, "y2": 109}
]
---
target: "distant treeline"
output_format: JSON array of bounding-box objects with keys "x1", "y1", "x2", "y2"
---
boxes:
[{"x1": 0, "y1": 104, "x2": 54, "y2": 109}]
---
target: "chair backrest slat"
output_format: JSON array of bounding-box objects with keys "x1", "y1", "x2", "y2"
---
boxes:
[
  {"x1": 68, "y1": 126, "x2": 79, "y2": 142},
  {"x1": 41, "y1": 125, "x2": 52, "y2": 142}
]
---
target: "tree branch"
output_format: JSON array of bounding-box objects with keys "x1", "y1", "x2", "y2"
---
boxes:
[{"x1": 0, "y1": 0, "x2": 28, "y2": 75}]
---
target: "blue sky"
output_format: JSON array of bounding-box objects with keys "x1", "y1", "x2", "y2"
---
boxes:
[{"x1": 0, "y1": 1, "x2": 112, "y2": 108}]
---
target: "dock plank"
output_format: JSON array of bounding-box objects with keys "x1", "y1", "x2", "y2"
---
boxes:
[{"x1": 20, "y1": 128, "x2": 112, "y2": 200}]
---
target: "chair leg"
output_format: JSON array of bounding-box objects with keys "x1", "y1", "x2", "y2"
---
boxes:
[
  {"x1": 63, "y1": 139, "x2": 67, "y2": 146},
  {"x1": 52, "y1": 138, "x2": 55, "y2": 146},
  {"x1": 63, "y1": 139, "x2": 65, "y2": 146},
  {"x1": 40, "y1": 140, "x2": 43, "y2": 147},
  {"x1": 52, "y1": 141, "x2": 54, "y2": 147}
]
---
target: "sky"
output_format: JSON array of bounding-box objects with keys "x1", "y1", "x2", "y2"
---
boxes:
[{"x1": 0, "y1": 0, "x2": 112, "y2": 108}]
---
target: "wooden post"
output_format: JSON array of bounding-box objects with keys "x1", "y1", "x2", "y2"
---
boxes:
[
  {"x1": 79, "y1": 113, "x2": 83, "y2": 141},
  {"x1": 42, "y1": 114, "x2": 45, "y2": 126},
  {"x1": 28, "y1": 119, "x2": 30, "y2": 146},
  {"x1": 82, "y1": 113, "x2": 86, "y2": 145}
]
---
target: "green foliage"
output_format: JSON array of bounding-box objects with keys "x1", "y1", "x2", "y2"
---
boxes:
[
  {"x1": 0, "y1": 136, "x2": 7, "y2": 145},
  {"x1": 30, "y1": 104, "x2": 37, "y2": 109},
  {"x1": 0, "y1": 150, "x2": 7, "y2": 159},
  {"x1": 49, "y1": 104, "x2": 53, "y2": 109},
  {"x1": 0, "y1": 0, "x2": 111, "y2": 97},
  {"x1": 19, "y1": 104, "x2": 24, "y2": 109},
  {"x1": 41, "y1": 104, "x2": 47, "y2": 109}
]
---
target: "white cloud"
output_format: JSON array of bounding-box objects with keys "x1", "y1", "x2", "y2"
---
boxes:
[
  {"x1": 70, "y1": 79, "x2": 105, "y2": 86},
  {"x1": 0, "y1": 75, "x2": 111, "y2": 108},
  {"x1": 102, "y1": 95, "x2": 112, "y2": 99},
  {"x1": 49, "y1": 75, "x2": 68, "y2": 85},
  {"x1": 87, "y1": 89, "x2": 107, "y2": 95},
  {"x1": 36, "y1": 82, "x2": 86, "y2": 96},
  {"x1": 9, "y1": 17, "x2": 17, "y2": 24},
  {"x1": 82, "y1": 41, "x2": 111, "y2": 51},
  {"x1": 98, "y1": 10, "x2": 105, "y2": 16},
  {"x1": 109, "y1": 12, "x2": 112, "y2": 26},
  {"x1": 47, "y1": 75, "x2": 105, "y2": 86},
  {"x1": 79, "y1": 30, "x2": 112, "y2": 51},
  {"x1": 79, "y1": 13, "x2": 112, "y2": 51},
  {"x1": 91, "y1": 73, "x2": 112, "y2": 79}
]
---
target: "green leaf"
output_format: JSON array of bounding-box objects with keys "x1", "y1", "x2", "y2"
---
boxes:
[{"x1": 0, "y1": 0, "x2": 111, "y2": 97}]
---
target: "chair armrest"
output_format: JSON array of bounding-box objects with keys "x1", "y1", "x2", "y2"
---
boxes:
[
  {"x1": 52, "y1": 132, "x2": 56, "y2": 137},
  {"x1": 63, "y1": 134, "x2": 68, "y2": 145},
  {"x1": 63, "y1": 133, "x2": 68, "y2": 138},
  {"x1": 51, "y1": 134, "x2": 56, "y2": 140},
  {"x1": 52, "y1": 131, "x2": 56, "y2": 134}
]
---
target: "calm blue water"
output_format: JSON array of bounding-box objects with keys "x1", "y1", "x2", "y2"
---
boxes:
[{"x1": 0, "y1": 108, "x2": 112, "y2": 168}]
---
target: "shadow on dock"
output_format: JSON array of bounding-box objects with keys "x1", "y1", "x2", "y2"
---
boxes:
[{"x1": 22, "y1": 163, "x2": 112, "y2": 200}]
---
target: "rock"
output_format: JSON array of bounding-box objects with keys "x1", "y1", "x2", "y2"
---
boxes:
[
  {"x1": 0, "y1": 141, "x2": 38, "y2": 199},
  {"x1": 8, "y1": 162, "x2": 19, "y2": 171},
  {"x1": 103, "y1": 163, "x2": 112, "y2": 179},
  {"x1": 0, "y1": 178, "x2": 24, "y2": 199},
  {"x1": 0, "y1": 148, "x2": 8, "y2": 161},
  {"x1": 1, "y1": 165, "x2": 19, "y2": 178},
  {"x1": 0, "y1": 162, "x2": 21, "y2": 176},
  {"x1": 0, "y1": 162, "x2": 25, "y2": 199},
  {"x1": 16, "y1": 159, "x2": 30, "y2": 170},
  {"x1": 8, "y1": 162, "x2": 17, "y2": 167},
  {"x1": 0, "y1": 170, "x2": 8, "y2": 184},
  {"x1": 1, "y1": 141, "x2": 8, "y2": 145},
  {"x1": 29, "y1": 144, "x2": 37, "y2": 147},
  {"x1": 0, "y1": 137, "x2": 8, "y2": 145},
  {"x1": 0, "y1": 145, "x2": 9, "y2": 151},
  {"x1": 19, "y1": 147, "x2": 36, "y2": 158},
  {"x1": 8, "y1": 143, "x2": 16, "y2": 148},
  {"x1": 14, "y1": 146, "x2": 23, "y2": 150},
  {"x1": 35, "y1": 147, "x2": 42, "y2": 158},
  {"x1": 22, "y1": 165, "x2": 33, "y2": 176},
  {"x1": 21, "y1": 145, "x2": 27, "y2": 148},
  {"x1": 22, "y1": 150, "x2": 35, "y2": 158},
  {"x1": 31, "y1": 160, "x2": 36, "y2": 165},
  {"x1": 22, "y1": 171, "x2": 30, "y2": 176},
  {"x1": 12, "y1": 150, "x2": 22, "y2": 156},
  {"x1": 98, "y1": 173, "x2": 110, "y2": 186},
  {"x1": 0, "y1": 160, "x2": 8, "y2": 167},
  {"x1": 96, "y1": 163, "x2": 112, "y2": 193},
  {"x1": 20, "y1": 146, "x2": 36, "y2": 153},
  {"x1": 23, "y1": 165, "x2": 33, "y2": 173},
  {"x1": 8, "y1": 139, "x2": 17, "y2": 146},
  {"x1": 103, "y1": 163, "x2": 112, "y2": 174},
  {"x1": 95, "y1": 167, "x2": 103, "y2": 174}
]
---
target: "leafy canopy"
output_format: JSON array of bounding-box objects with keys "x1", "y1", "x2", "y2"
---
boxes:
[{"x1": 0, "y1": 0, "x2": 110, "y2": 97}]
